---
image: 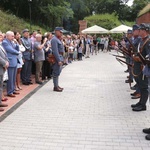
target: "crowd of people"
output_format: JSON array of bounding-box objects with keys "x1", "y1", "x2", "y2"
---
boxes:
[
  {"x1": 117, "y1": 23, "x2": 150, "y2": 140},
  {"x1": 0, "y1": 28, "x2": 114, "y2": 112},
  {"x1": 0, "y1": 23, "x2": 150, "y2": 142}
]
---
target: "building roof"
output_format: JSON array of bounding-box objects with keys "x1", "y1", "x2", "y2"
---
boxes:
[{"x1": 138, "y1": 3, "x2": 150, "y2": 17}]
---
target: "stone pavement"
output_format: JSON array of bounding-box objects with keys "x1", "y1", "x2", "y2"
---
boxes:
[{"x1": 0, "y1": 51, "x2": 150, "y2": 150}]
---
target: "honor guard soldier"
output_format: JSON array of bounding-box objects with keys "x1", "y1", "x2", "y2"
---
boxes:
[
  {"x1": 125, "y1": 29, "x2": 134, "y2": 83},
  {"x1": 51, "y1": 27, "x2": 64, "y2": 92},
  {"x1": 131, "y1": 23, "x2": 150, "y2": 111},
  {"x1": 130, "y1": 24, "x2": 142, "y2": 99},
  {"x1": 139, "y1": 23, "x2": 150, "y2": 140}
]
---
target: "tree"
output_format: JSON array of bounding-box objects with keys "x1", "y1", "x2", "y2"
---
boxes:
[
  {"x1": 131, "y1": 0, "x2": 149, "y2": 20},
  {"x1": 40, "y1": 1, "x2": 73, "y2": 30}
]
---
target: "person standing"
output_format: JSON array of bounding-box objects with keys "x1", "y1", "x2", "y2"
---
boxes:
[
  {"x1": 0, "y1": 32, "x2": 9, "y2": 111},
  {"x1": 93, "y1": 36, "x2": 98, "y2": 55},
  {"x1": 130, "y1": 24, "x2": 141, "y2": 99},
  {"x1": 78, "y1": 41, "x2": 83, "y2": 61},
  {"x1": 42, "y1": 32, "x2": 53, "y2": 80},
  {"x1": 51, "y1": 27, "x2": 65, "y2": 92},
  {"x1": 97, "y1": 36, "x2": 101, "y2": 53},
  {"x1": 100, "y1": 35, "x2": 105, "y2": 52},
  {"x1": 135, "y1": 23, "x2": 150, "y2": 140},
  {"x1": 14, "y1": 31, "x2": 25, "y2": 90},
  {"x1": 33, "y1": 34, "x2": 47, "y2": 84},
  {"x1": 131, "y1": 23, "x2": 150, "y2": 111},
  {"x1": 85, "y1": 35, "x2": 90, "y2": 58},
  {"x1": 104, "y1": 36, "x2": 109, "y2": 52},
  {"x1": 2, "y1": 31, "x2": 20, "y2": 97},
  {"x1": 125, "y1": 29, "x2": 133, "y2": 83},
  {"x1": 21, "y1": 29, "x2": 32, "y2": 85}
]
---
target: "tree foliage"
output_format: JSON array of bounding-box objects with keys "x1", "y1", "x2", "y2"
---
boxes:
[
  {"x1": 0, "y1": 0, "x2": 149, "y2": 33},
  {"x1": 84, "y1": 13, "x2": 134, "y2": 30}
]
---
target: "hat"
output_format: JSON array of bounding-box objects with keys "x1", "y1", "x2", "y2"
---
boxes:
[
  {"x1": 132, "y1": 24, "x2": 140, "y2": 31},
  {"x1": 22, "y1": 29, "x2": 29, "y2": 34},
  {"x1": 54, "y1": 27, "x2": 63, "y2": 33},
  {"x1": 127, "y1": 29, "x2": 133, "y2": 34},
  {"x1": 139, "y1": 23, "x2": 150, "y2": 31}
]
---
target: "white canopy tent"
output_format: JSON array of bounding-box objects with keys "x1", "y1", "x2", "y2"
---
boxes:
[
  {"x1": 81, "y1": 25, "x2": 109, "y2": 34},
  {"x1": 109, "y1": 25, "x2": 132, "y2": 33}
]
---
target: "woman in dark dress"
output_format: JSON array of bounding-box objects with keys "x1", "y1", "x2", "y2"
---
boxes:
[{"x1": 42, "y1": 33, "x2": 53, "y2": 80}]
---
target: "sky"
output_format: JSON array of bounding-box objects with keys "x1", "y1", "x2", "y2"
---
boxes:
[{"x1": 126, "y1": 0, "x2": 134, "y2": 6}]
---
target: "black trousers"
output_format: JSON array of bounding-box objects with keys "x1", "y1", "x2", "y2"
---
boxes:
[
  {"x1": 100, "y1": 44, "x2": 104, "y2": 51},
  {"x1": 42, "y1": 60, "x2": 52, "y2": 80},
  {"x1": 138, "y1": 73, "x2": 148, "y2": 106},
  {"x1": 21, "y1": 60, "x2": 32, "y2": 83},
  {"x1": 78, "y1": 53, "x2": 82, "y2": 60}
]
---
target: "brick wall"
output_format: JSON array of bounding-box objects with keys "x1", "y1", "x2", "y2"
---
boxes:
[
  {"x1": 78, "y1": 20, "x2": 87, "y2": 34},
  {"x1": 136, "y1": 12, "x2": 150, "y2": 24}
]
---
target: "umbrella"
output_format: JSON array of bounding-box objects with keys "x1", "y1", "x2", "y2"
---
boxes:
[
  {"x1": 81, "y1": 25, "x2": 109, "y2": 34},
  {"x1": 110, "y1": 25, "x2": 132, "y2": 33}
]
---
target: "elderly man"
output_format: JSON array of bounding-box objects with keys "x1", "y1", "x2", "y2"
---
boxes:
[
  {"x1": 33, "y1": 34, "x2": 47, "y2": 84},
  {"x1": 0, "y1": 32, "x2": 9, "y2": 111},
  {"x1": 2, "y1": 31, "x2": 20, "y2": 97},
  {"x1": 21, "y1": 29, "x2": 32, "y2": 85},
  {"x1": 51, "y1": 27, "x2": 65, "y2": 92}
]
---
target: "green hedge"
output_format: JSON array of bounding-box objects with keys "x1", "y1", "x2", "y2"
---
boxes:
[{"x1": 84, "y1": 13, "x2": 134, "y2": 30}]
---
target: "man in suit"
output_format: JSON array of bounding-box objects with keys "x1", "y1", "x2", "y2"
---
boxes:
[
  {"x1": 21, "y1": 29, "x2": 33, "y2": 85},
  {"x1": 51, "y1": 27, "x2": 65, "y2": 92},
  {"x1": 0, "y1": 32, "x2": 9, "y2": 111},
  {"x1": 2, "y1": 31, "x2": 20, "y2": 97}
]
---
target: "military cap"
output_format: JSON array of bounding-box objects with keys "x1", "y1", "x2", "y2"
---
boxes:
[
  {"x1": 127, "y1": 29, "x2": 133, "y2": 34},
  {"x1": 132, "y1": 24, "x2": 140, "y2": 31},
  {"x1": 139, "y1": 23, "x2": 150, "y2": 31},
  {"x1": 22, "y1": 29, "x2": 29, "y2": 34},
  {"x1": 55, "y1": 27, "x2": 63, "y2": 32}
]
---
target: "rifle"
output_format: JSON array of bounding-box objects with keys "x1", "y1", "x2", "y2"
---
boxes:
[
  {"x1": 116, "y1": 45, "x2": 131, "y2": 57},
  {"x1": 137, "y1": 38, "x2": 150, "y2": 66},
  {"x1": 116, "y1": 58, "x2": 132, "y2": 67},
  {"x1": 137, "y1": 52, "x2": 150, "y2": 66},
  {"x1": 116, "y1": 58, "x2": 132, "y2": 89},
  {"x1": 126, "y1": 37, "x2": 137, "y2": 53},
  {"x1": 110, "y1": 53, "x2": 126, "y2": 59}
]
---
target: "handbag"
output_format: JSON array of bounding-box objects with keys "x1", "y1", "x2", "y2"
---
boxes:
[
  {"x1": 3, "y1": 70, "x2": 8, "y2": 81},
  {"x1": 47, "y1": 54, "x2": 56, "y2": 64}
]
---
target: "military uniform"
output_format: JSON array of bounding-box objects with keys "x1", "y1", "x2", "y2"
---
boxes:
[
  {"x1": 131, "y1": 23, "x2": 150, "y2": 111},
  {"x1": 136, "y1": 23, "x2": 150, "y2": 140},
  {"x1": 131, "y1": 24, "x2": 142, "y2": 99},
  {"x1": 21, "y1": 29, "x2": 32, "y2": 85},
  {"x1": 51, "y1": 27, "x2": 64, "y2": 92},
  {"x1": 125, "y1": 30, "x2": 134, "y2": 83}
]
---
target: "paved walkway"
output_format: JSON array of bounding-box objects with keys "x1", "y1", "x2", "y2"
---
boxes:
[{"x1": 0, "y1": 51, "x2": 150, "y2": 150}]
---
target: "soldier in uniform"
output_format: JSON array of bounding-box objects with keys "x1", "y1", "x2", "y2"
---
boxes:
[
  {"x1": 138, "y1": 23, "x2": 150, "y2": 140},
  {"x1": 21, "y1": 29, "x2": 33, "y2": 85},
  {"x1": 130, "y1": 24, "x2": 142, "y2": 99},
  {"x1": 51, "y1": 27, "x2": 64, "y2": 92},
  {"x1": 125, "y1": 30, "x2": 134, "y2": 84},
  {"x1": 131, "y1": 23, "x2": 150, "y2": 111}
]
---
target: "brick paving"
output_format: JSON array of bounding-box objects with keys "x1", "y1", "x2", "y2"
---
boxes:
[
  {"x1": 0, "y1": 75, "x2": 39, "y2": 117},
  {"x1": 0, "y1": 51, "x2": 150, "y2": 150}
]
